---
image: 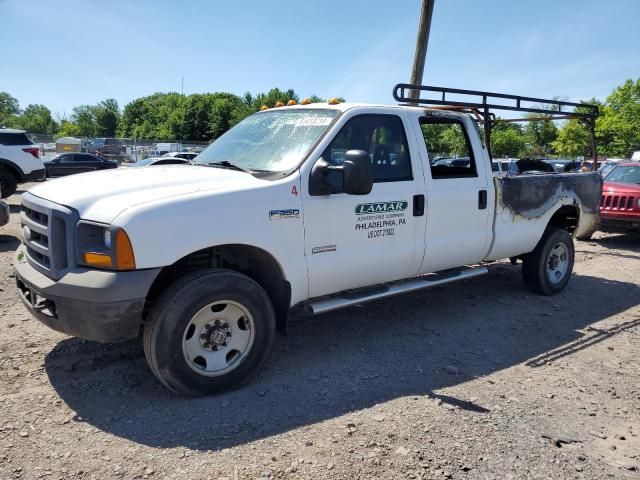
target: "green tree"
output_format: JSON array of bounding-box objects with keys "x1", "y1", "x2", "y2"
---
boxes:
[
  {"x1": 523, "y1": 114, "x2": 557, "y2": 156},
  {"x1": 552, "y1": 119, "x2": 590, "y2": 157},
  {"x1": 71, "y1": 105, "x2": 98, "y2": 137},
  {"x1": 596, "y1": 79, "x2": 640, "y2": 156},
  {"x1": 18, "y1": 104, "x2": 58, "y2": 133},
  {"x1": 248, "y1": 88, "x2": 299, "y2": 110},
  {"x1": 93, "y1": 99, "x2": 120, "y2": 137},
  {"x1": 492, "y1": 127, "x2": 526, "y2": 157},
  {"x1": 57, "y1": 120, "x2": 82, "y2": 138},
  {"x1": 0, "y1": 92, "x2": 20, "y2": 127}
]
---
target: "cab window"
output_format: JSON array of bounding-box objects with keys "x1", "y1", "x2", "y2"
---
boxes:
[
  {"x1": 420, "y1": 117, "x2": 477, "y2": 179},
  {"x1": 323, "y1": 114, "x2": 412, "y2": 190}
]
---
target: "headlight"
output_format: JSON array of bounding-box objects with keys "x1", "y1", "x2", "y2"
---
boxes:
[
  {"x1": 103, "y1": 229, "x2": 112, "y2": 249},
  {"x1": 76, "y1": 221, "x2": 136, "y2": 270}
]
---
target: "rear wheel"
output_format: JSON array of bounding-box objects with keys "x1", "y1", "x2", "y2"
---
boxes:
[
  {"x1": 143, "y1": 269, "x2": 275, "y2": 396},
  {"x1": 522, "y1": 227, "x2": 574, "y2": 295},
  {"x1": 0, "y1": 168, "x2": 17, "y2": 198}
]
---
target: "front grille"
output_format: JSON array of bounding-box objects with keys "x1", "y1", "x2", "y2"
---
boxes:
[
  {"x1": 20, "y1": 193, "x2": 77, "y2": 279},
  {"x1": 601, "y1": 194, "x2": 635, "y2": 211}
]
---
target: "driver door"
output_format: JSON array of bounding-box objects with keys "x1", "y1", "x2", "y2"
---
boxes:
[{"x1": 302, "y1": 112, "x2": 427, "y2": 298}]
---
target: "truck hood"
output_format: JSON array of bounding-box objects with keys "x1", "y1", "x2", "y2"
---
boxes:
[
  {"x1": 28, "y1": 165, "x2": 266, "y2": 223},
  {"x1": 603, "y1": 181, "x2": 640, "y2": 194}
]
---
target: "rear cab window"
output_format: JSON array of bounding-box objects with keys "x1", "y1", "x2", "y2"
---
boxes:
[{"x1": 419, "y1": 117, "x2": 477, "y2": 179}]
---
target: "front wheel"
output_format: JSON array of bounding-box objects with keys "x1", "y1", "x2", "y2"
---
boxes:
[
  {"x1": 143, "y1": 269, "x2": 275, "y2": 396},
  {"x1": 522, "y1": 227, "x2": 575, "y2": 295}
]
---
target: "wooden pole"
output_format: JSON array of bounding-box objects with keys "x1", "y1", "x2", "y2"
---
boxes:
[{"x1": 409, "y1": 0, "x2": 436, "y2": 100}]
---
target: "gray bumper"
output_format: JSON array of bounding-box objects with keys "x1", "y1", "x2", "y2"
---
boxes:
[
  {"x1": 0, "y1": 200, "x2": 8, "y2": 227},
  {"x1": 14, "y1": 245, "x2": 160, "y2": 342}
]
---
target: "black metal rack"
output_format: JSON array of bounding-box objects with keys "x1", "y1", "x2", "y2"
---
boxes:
[{"x1": 393, "y1": 83, "x2": 600, "y2": 169}]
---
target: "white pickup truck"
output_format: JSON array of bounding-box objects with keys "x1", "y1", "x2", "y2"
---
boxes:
[{"x1": 13, "y1": 88, "x2": 602, "y2": 396}]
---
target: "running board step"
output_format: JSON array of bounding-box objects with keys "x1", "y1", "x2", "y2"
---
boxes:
[{"x1": 305, "y1": 266, "x2": 488, "y2": 315}]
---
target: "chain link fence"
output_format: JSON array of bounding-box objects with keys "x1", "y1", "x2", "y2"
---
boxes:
[{"x1": 25, "y1": 134, "x2": 211, "y2": 163}]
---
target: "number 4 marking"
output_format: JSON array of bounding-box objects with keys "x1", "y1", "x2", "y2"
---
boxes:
[{"x1": 291, "y1": 185, "x2": 299, "y2": 196}]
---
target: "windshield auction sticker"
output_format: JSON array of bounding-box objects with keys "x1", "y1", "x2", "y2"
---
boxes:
[{"x1": 354, "y1": 201, "x2": 408, "y2": 239}]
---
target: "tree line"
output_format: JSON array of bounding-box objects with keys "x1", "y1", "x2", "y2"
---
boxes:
[{"x1": 1, "y1": 79, "x2": 638, "y2": 158}]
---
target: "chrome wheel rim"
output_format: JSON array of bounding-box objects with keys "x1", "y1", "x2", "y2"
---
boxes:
[
  {"x1": 182, "y1": 300, "x2": 255, "y2": 377},
  {"x1": 546, "y1": 242, "x2": 569, "y2": 284}
]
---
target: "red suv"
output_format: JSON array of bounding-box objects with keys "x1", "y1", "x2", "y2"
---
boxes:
[{"x1": 599, "y1": 162, "x2": 640, "y2": 233}]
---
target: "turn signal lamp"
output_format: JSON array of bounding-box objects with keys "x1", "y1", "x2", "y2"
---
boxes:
[
  {"x1": 114, "y1": 229, "x2": 136, "y2": 270},
  {"x1": 83, "y1": 252, "x2": 113, "y2": 268}
]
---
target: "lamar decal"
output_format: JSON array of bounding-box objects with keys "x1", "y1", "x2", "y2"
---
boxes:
[{"x1": 354, "y1": 201, "x2": 408, "y2": 215}]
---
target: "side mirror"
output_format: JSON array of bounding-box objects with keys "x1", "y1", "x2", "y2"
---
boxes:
[{"x1": 309, "y1": 149, "x2": 373, "y2": 196}]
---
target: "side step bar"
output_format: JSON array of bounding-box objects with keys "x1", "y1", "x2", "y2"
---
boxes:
[{"x1": 305, "y1": 266, "x2": 488, "y2": 315}]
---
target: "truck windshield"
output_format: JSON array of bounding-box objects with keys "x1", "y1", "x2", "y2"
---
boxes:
[{"x1": 197, "y1": 109, "x2": 339, "y2": 173}]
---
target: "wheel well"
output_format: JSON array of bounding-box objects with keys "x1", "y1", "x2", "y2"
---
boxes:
[
  {"x1": 0, "y1": 159, "x2": 23, "y2": 182},
  {"x1": 548, "y1": 205, "x2": 579, "y2": 234},
  {"x1": 144, "y1": 245, "x2": 291, "y2": 334}
]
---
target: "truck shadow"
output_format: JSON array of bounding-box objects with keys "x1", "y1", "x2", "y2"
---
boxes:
[
  {"x1": 44, "y1": 264, "x2": 640, "y2": 451},
  {"x1": 0, "y1": 234, "x2": 20, "y2": 253}
]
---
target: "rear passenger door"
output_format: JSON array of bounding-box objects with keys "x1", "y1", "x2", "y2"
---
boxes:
[
  {"x1": 414, "y1": 113, "x2": 493, "y2": 273},
  {"x1": 303, "y1": 111, "x2": 427, "y2": 298}
]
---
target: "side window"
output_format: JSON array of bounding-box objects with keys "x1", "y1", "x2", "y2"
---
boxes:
[
  {"x1": 419, "y1": 117, "x2": 477, "y2": 179},
  {"x1": 74, "y1": 154, "x2": 89, "y2": 162},
  {"x1": 323, "y1": 114, "x2": 412, "y2": 189},
  {"x1": 60, "y1": 154, "x2": 74, "y2": 163}
]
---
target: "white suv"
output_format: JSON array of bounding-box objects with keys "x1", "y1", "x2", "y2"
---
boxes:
[{"x1": 0, "y1": 128, "x2": 45, "y2": 198}]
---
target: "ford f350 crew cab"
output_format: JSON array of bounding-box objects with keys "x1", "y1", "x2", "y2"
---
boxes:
[{"x1": 13, "y1": 85, "x2": 602, "y2": 396}]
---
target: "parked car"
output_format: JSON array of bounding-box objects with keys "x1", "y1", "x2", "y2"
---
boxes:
[
  {"x1": 153, "y1": 142, "x2": 181, "y2": 156},
  {"x1": 161, "y1": 152, "x2": 199, "y2": 161},
  {"x1": 86, "y1": 138, "x2": 122, "y2": 156},
  {"x1": 599, "y1": 162, "x2": 640, "y2": 233},
  {"x1": 0, "y1": 128, "x2": 45, "y2": 198},
  {"x1": 126, "y1": 157, "x2": 192, "y2": 167},
  {"x1": 44, "y1": 153, "x2": 118, "y2": 177},
  {"x1": 13, "y1": 91, "x2": 601, "y2": 396}
]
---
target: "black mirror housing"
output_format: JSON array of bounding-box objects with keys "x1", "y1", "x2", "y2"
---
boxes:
[
  {"x1": 309, "y1": 149, "x2": 373, "y2": 196},
  {"x1": 342, "y1": 150, "x2": 373, "y2": 195}
]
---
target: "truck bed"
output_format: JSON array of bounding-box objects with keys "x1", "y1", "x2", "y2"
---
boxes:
[{"x1": 487, "y1": 172, "x2": 602, "y2": 260}]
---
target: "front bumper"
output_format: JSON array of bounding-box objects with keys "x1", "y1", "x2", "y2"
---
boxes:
[
  {"x1": 599, "y1": 217, "x2": 640, "y2": 233},
  {"x1": 0, "y1": 200, "x2": 9, "y2": 227},
  {"x1": 14, "y1": 245, "x2": 160, "y2": 342}
]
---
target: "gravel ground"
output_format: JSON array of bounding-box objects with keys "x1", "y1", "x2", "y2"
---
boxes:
[{"x1": 1, "y1": 185, "x2": 639, "y2": 480}]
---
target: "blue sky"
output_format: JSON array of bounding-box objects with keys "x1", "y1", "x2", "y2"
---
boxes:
[{"x1": 2, "y1": 0, "x2": 639, "y2": 118}]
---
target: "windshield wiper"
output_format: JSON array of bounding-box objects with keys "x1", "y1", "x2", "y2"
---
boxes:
[{"x1": 208, "y1": 161, "x2": 254, "y2": 174}]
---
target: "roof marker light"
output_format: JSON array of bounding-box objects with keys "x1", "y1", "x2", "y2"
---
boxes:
[
  {"x1": 301, "y1": 98, "x2": 312, "y2": 105},
  {"x1": 260, "y1": 105, "x2": 269, "y2": 111},
  {"x1": 287, "y1": 99, "x2": 297, "y2": 106},
  {"x1": 274, "y1": 101, "x2": 285, "y2": 107},
  {"x1": 328, "y1": 98, "x2": 340, "y2": 105}
]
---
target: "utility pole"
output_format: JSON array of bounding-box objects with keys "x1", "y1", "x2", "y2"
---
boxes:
[{"x1": 409, "y1": 0, "x2": 435, "y2": 100}]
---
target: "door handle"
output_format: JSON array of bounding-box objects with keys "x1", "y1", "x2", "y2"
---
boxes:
[
  {"x1": 478, "y1": 190, "x2": 488, "y2": 210},
  {"x1": 413, "y1": 194, "x2": 425, "y2": 216}
]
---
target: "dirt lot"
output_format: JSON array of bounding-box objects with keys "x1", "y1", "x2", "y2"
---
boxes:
[{"x1": 1, "y1": 185, "x2": 639, "y2": 480}]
